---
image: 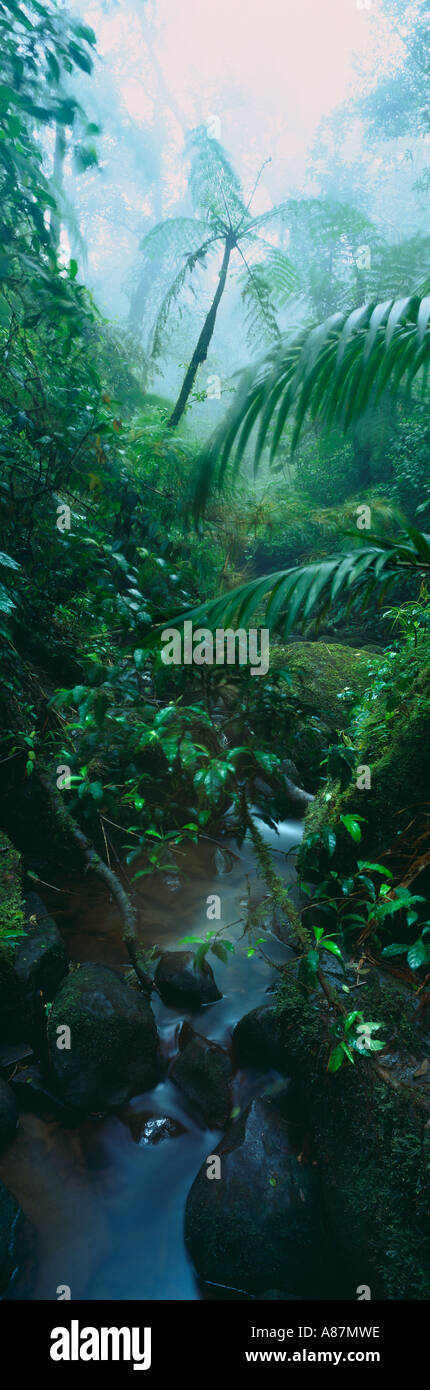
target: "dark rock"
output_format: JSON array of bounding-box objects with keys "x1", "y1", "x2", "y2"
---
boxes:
[
  {"x1": 10, "y1": 1061, "x2": 70, "y2": 1121},
  {"x1": 0, "y1": 1178, "x2": 35, "y2": 1296},
  {"x1": 282, "y1": 775, "x2": 314, "y2": 818},
  {"x1": 185, "y1": 1089, "x2": 329, "y2": 1296},
  {"x1": 170, "y1": 1035, "x2": 232, "y2": 1128},
  {"x1": 135, "y1": 1115, "x2": 184, "y2": 1146},
  {"x1": 0, "y1": 1079, "x2": 17, "y2": 1150},
  {"x1": 0, "y1": 1041, "x2": 34, "y2": 1074},
  {"x1": 155, "y1": 951, "x2": 222, "y2": 1009},
  {"x1": 47, "y1": 963, "x2": 160, "y2": 1112},
  {"x1": 0, "y1": 893, "x2": 68, "y2": 1046},
  {"x1": 233, "y1": 1005, "x2": 292, "y2": 1076}
]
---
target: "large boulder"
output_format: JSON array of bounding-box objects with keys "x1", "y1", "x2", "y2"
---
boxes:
[
  {"x1": 0, "y1": 1078, "x2": 17, "y2": 1150},
  {"x1": 298, "y1": 660, "x2": 430, "y2": 877},
  {"x1": 272, "y1": 969, "x2": 430, "y2": 1299},
  {"x1": 0, "y1": 1178, "x2": 35, "y2": 1296},
  {"x1": 271, "y1": 642, "x2": 377, "y2": 789},
  {"x1": 155, "y1": 951, "x2": 221, "y2": 1009},
  {"x1": 233, "y1": 1005, "x2": 293, "y2": 1076},
  {"x1": 47, "y1": 963, "x2": 160, "y2": 1112},
  {"x1": 185, "y1": 1088, "x2": 331, "y2": 1297},
  {"x1": 170, "y1": 1034, "x2": 232, "y2": 1127},
  {"x1": 281, "y1": 641, "x2": 375, "y2": 725}
]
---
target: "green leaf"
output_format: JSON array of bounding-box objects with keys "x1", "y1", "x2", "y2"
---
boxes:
[
  {"x1": 340, "y1": 815, "x2": 364, "y2": 843},
  {"x1": 321, "y1": 940, "x2": 343, "y2": 961},
  {"x1": 328, "y1": 1045, "x2": 345, "y2": 1073}
]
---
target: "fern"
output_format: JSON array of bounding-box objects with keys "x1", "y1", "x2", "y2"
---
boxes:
[
  {"x1": 192, "y1": 292, "x2": 430, "y2": 515},
  {"x1": 172, "y1": 526, "x2": 430, "y2": 638}
]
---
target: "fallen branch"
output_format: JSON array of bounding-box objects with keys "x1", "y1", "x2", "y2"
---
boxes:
[{"x1": 39, "y1": 771, "x2": 152, "y2": 995}]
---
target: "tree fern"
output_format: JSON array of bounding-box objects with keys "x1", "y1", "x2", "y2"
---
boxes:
[{"x1": 130, "y1": 127, "x2": 297, "y2": 424}]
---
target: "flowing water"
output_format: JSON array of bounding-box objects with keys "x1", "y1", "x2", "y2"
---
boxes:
[{"x1": 0, "y1": 819, "x2": 304, "y2": 1301}]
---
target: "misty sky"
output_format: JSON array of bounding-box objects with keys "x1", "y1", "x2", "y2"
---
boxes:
[{"x1": 70, "y1": 0, "x2": 410, "y2": 320}]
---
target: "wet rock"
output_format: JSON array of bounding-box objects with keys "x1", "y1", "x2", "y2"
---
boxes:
[
  {"x1": 0, "y1": 893, "x2": 68, "y2": 1046},
  {"x1": 0, "y1": 1079, "x2": 17, "y2": 1150},
  {"x1": 47, "y1": 963, "x2": 160, "y2": 1113},
  {"x1": 233, "y1": 1005, "x2": 292, "y2": 1076},
  {"x1": 185, "y1": 1089, "x2": 328, "y2": 1296},
  {"x1": 155, "y1": 950, "x2": 222, "y2": 1009},
  {"x1": 282, "y1": 775, "x2": 313, "y2": 818},
  {"x1": 0, "y1": 1178, "x2": 35, "y2": 1296},
  {"x1": 0, "y1": 1041, "x2": 34, "y2": 1075},
  {"x1": 170, "y1": 1035, "x2": 232, "y2": 1128},
  {"x1": 10, "y1": 1061, "x2": 70, "y2": 1121},
  {"x1": 135, "y1": 1116, "x2": 184, "y2": 1146}
]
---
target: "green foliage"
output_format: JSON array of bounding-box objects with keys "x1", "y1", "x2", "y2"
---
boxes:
[
  {"x1": 193, "y1": 293, "x2": 430, "y2": 515},
  {"x1": 171, "y1": 524, "x2": 430, "y2": 639}
]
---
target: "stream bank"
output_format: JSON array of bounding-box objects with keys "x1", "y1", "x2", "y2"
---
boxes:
[{"x1": 0, "y1": 798, "x2": 429, "y2": 1301}]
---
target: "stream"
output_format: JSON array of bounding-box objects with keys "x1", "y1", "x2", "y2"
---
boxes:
[{"x1": 0, "y1": 817, "x2": 304, "y2": 1301}]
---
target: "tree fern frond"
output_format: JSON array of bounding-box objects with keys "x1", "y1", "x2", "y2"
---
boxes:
[
  {"x1": 187, "y1": 126, "x2": 245, "y2": 227},
  {"x1": 192, "y1": 294, "x2": 430, "y2": 516},
  {"x1": 172, "y1": 526, "x2": 430, "y2": 638},
  {"x1": 149, "y1": 235, "x2": 218, "y2": 362},
  {"x1": 138, "y1": 217, "x2": 211, "y2": 264}
]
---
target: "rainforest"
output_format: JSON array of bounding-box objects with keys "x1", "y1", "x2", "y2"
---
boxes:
[{"x1": 0, "y1": 0, "x2": 429, "y2": 1315}]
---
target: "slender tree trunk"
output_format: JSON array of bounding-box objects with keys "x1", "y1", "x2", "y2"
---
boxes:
[
  {"x1": 50, "y1": 123, "x2": 66, "y2": 252},
  {"x1": 168, "y1": 234, "x2": 233, "y2": 428}
]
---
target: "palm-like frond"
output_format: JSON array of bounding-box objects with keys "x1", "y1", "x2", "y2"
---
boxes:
[
  {"x1": 149, "y1": 234, "x2": 218, "y2": 362},
  {"x1": 172, "y1": 526, "x2": 430, "y2": 638},
  {"x1": 236, "y1": 246, "x2": 299, "y2": 345},
  {"x1": 193, "y1": 293, "x2": 430, "y2": 516},
  {"x1": 138, "y1": 216, "x2": 212, "y2": 264}
]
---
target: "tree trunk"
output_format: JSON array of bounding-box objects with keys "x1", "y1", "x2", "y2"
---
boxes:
[
  {"x1": 50, "y1": 123, "x2": 66, "y2": 252},
  {"x1": 168, "y1": 235, "x2": 233, "y2": 429}
]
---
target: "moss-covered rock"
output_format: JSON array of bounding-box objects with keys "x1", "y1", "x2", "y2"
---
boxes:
[
  {"x1": 298, "y1": 659, "x2": 430, "y2": 875},
  {"x1": 0, "y1": 887, "x2": 68, "y2": 1046},
  {"x1": 270, "y1": 970, "x2": 430, "y2": 1299},
  {"x1": 0, "y1": 832, "x2": 24, "y2": 940},
  {"x1": 269, "y1": 642, "x2": 378, "y2": 788},
  {"x1": 47, "y1": 962, "x2": 160, "y2": 1112},
  {"x1": 279, "y1": 641, "x2": 376, "y2": 725}
]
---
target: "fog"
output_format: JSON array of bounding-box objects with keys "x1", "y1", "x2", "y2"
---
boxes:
[{"x1": 55, "y1": 0, "x2": 428, "y2": 405}]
